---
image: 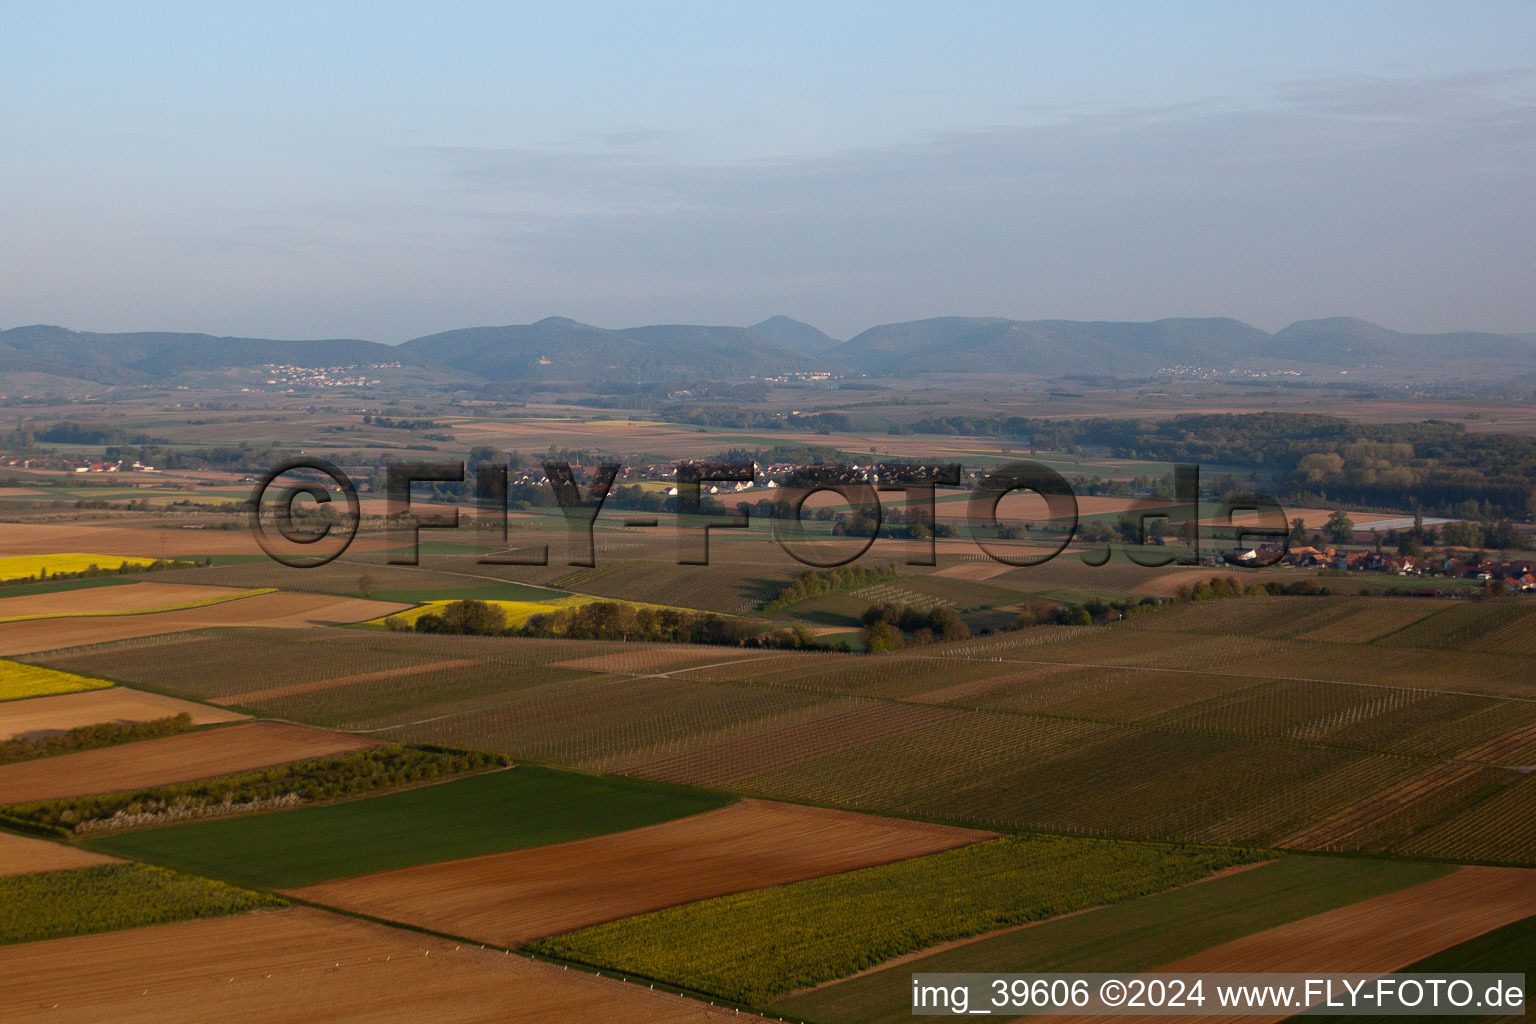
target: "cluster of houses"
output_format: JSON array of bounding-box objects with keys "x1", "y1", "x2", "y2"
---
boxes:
[
  {"x1": 1223, "y1": 542, "x2": 1536, "y2": 591},
  {"x1": 3, "y1": 456, "x2": 156, "y2": 474}
]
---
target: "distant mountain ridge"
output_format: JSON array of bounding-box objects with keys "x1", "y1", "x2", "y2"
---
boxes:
[
  {"x1": 395, "y1": 317, "x2": 815, "y2": 380},
  {"x1": 0, "y1": 325, "x2": 406, "y2": 385},
  {"x1": 3, "y1": 314, "x2": 1533, "y2": 386}
]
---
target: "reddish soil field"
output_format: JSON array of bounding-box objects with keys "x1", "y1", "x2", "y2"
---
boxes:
[
  {"x1": 0, "y1": 721, "x2": 383, "y2": 803},
  {"x1": 0, "y1": 582, "x2": 259, "y2": 621},
  {"x1": 0, "y1": 832, "x2": 118, "y2": 876},
  {"x1": 0, "y1": 907, "x2": 737, "y2": 1023},
  {"x1": 291, "y1": 799, "x2": 996, "y2": 947},
  {"x1": 0, "y1": 592, "x2": 410, "y2": 656},
  {"x1": 0, "y1": 687, "x2": 246, "y2": 739}
]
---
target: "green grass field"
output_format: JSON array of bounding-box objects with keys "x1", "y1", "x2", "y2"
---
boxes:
[
  {"x1": 86, "y1": 765, "x2": 734, "y2": 889},
  {"x1": 779, "y1": 856, "x2": 1453, "y2": 1024},
  {"x1": 531, "y1": 835, "x2": 1262, "y2": 1005},
  {"x1": 0, "y1": 863, "x2": 285, "y2": 945}
]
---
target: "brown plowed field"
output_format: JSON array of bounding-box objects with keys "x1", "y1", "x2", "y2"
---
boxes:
[
  {"x1": 0, "y1": 687, "x2": 246, "y2": 739},
  {"x1": 0, "y1": 907, "x2": 737, "y2": 1023},
  {"x1": 0, "y1": 592, "x2": 410, "y2": 656},
  {"x1": 1052, "y1": 866, "x2": 1536, "y2": 1024},
  {"x1": 0, "y1": 832, "x2": 119, "y2": 876},
  {"x1": 0, "y1": 582, "x2": 258, "y2": 621},
  {"x1": 210, "y1": 659, "x2": 482, "y2": 706},
  {"x1": 0, "y1": 721, "x2": 383, "y2": 803},
  {"x1": 291, "y1": 799, "x2": 995, "y2": 947}
]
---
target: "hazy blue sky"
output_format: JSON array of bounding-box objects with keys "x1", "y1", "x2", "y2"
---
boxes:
[{"x1": 3, "y1": 2, "x2": 1533, "y2": 341}]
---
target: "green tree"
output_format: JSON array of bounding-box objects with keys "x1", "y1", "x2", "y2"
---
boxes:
[
  {"x1": 1324, "y1": 509, "x2": 1355, "y2": 544},
  {"x1": 862, "y1": 620, "x2": 904, "y2": 653}
]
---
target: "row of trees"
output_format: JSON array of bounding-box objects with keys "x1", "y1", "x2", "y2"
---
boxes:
[{"x1": 408, "y1": 599, "x2": 845, "y2": 651}]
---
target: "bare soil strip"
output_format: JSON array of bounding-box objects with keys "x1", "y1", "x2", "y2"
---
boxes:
[
  {"x1": 0, "y1": 592, "x2": 410, "y2": 656},
  {"x1": 0, "y1": 832, "x2": 119, "y2": 876},
  {"x1": 0, "y1": 721, "x2": 384, "y2": 803},
  {"x1": 0, "y1": 907, "x2": 737, "y2": 1023},
  {"x1": 0, "y1": 687, "x2": 246, "y2": 739},
  {"x1": 211, "y1": 660, "x2": 482, "y2": 706},
  {"x1": 290, "y1": 798, "x2": 996, "y2": 947}
]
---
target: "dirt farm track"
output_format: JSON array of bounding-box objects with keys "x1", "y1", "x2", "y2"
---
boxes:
[{"x1": 0, "y1": 908, "x2": 738, "y2": 1024}]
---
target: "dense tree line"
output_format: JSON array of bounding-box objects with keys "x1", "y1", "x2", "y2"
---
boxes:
[
  {"x1": 0, "y1": 745, "x2": 502, "y2": 835},
  {"x1": 408, "y1": 598, "x2": 844, "y2": 651},
  {"x1": 908, "y1": 412, "x2": 1536, "y2": 518},
  {"x1": 761, "y1": 564, "x2": 898, "y2": 612},
  {"x1": 858, "y1": 602, "x2": 971, "y2": 651}
]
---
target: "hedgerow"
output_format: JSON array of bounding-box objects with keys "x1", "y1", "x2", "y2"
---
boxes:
[
  {"x1": 0, "y1": 713, "x2": 197, "y2": 766},
  {"x1": 0, "y1": 744, "x2": 505, "y2": 834}
]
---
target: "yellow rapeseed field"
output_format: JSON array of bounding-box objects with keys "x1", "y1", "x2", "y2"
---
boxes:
[
  {"x1": 0, "y1": 554, "x2": 159, "y2": 582},
  {"x1": 0, "y1": 659, "x2": 114, "y2": 701}
]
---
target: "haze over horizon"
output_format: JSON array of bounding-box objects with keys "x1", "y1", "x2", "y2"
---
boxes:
[{"x1": 4, "y1": 2, "x2": 1534, "y2": 343}]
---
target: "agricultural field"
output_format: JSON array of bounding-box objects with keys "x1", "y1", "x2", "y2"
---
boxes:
[
  {"x1": 1302, "y1": 915, "x2": 1536, "y2": 1024},
  {"x1": 0, "y1": 553, "x2": 160, "y2": 582},
  {"x1": 0, "y1": 863, "x2": 284, "y2": 946},
  {"x1": 367, "y1": 593, "x2": 692, "y2": 630},
  {"x1": 0, "y1": 907, "x2": 739, "y2": 1023},
  {"x1": 290, "y1": 799, "x2": 992, "y2": 947},
  {"x1": 24, "y1": 597, "x2": 1534, "y2": 862},
  {"x1": 1397, "y1": 773, "x2": 1536, "y2": 865},
  {"x1": 533, "y1": 834, "x2": 1258, "y2": 1004},
  {"x1": 778, "y1": 857, "x2": 1454, "y2": 1024},
  {"x1": 0, "y1": 831, "x2": 119, "y2": 877},
  {"x1": 0, "y1": 658, "x2": 112, "y2": 701},
  {"x1": 87, "y1": 765, "x2": 735, "y2": 889},
  {"x1": 0, "y1": 687, "x2": 245, "y2": 739},
  {"x1": 0, "y1": 591, "x2": 410, "y2": 656},
  {"x1": 0, "y1": 581, "x2": 272, "y2": 623},
  {"x1": 4, "y1": 744, "x2": 501, "y2": 837},
  {"x1": 0, "y1": 721, "x2": 382, "y2": 803}
]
